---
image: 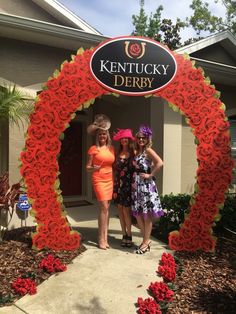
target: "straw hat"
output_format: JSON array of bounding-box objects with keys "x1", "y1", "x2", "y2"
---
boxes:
[
  {"x1": 87, "y1": 114, "x2": 111, "y2": 135},
  {"x1": 113, "y1": 129, "x2": 135, "y2": 141}
]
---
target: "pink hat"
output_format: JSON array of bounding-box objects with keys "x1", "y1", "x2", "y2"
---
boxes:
[{"x1": 113, "y1": 129, "x2": 135, "y2": 141}]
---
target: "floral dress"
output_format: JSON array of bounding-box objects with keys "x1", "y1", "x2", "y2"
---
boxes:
[
  {"x1": 131, "y1": 152, "x2": 163, "y2": 218},
  {"x1": 113, "y1": 156, "x2": 133, "y2": 207}
]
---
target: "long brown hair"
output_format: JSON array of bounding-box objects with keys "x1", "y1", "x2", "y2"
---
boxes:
[{"x1": 116, "y1": 139, "x2": 134, "y2": 166}]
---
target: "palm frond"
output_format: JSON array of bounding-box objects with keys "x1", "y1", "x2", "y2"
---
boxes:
[{"x1": 0, "y1": 84, "x2": 34, "y2": 128}]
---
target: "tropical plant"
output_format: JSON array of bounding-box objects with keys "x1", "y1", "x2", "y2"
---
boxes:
[
  {"x1": 0, "y1": 173, "x2": 21, "y2": 241},
  {"x1": 0, "y1": 84, "x2": 33, "y2": 127}
]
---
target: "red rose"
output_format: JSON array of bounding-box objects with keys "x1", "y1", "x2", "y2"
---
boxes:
[
  {"x1": 188, "y1": 68, "x2": 203, "y2": 81},
  {"x1": 47, "y1": 78, "x2": 60, "y2": 91},
  {"x1": 57, "y1": 107, "x2": 72, "y2": 121},
  {"x1": 62, "y1": 62, "x2": 79, "y2": 76},
  {"x1": 32, "y1": 234, "x2": 48, "y2": 250},
  {"x1": 28, "y1": 125, "x2": 46, "y2": 141},
  {"x1": 45, "y1": 139, "x2": 61, "y2": 154},
  {"x1": 197, "y1": 145, "x2": 213, "y2": 160},
  {"x1": 39, "y1": 90, "x2": 52, "y2": 102},
  {"x1": 30, "y1": 111, "x2": 43, "y2": 125},
  {"x1": 200, "y1": 234, "x2": 216, "y2": 252},
  {"x1": 25, "y1": 138, "x2": 39, "y2": 150},
  {"x1": 129, "y1": 43, "x2": 142, "y2": 57},
  {"x1": 213, "y1": 132, "x2": 230, "y2": 148},
  {"x1": 20, "y1": 150, "x2": 36, "y2": 165},
  {"x1": 189, "y1": 114, "x2": 204, "y2": 128},
  {"x1": 203, "y1": 84, "x2": 216, "y2": 98}
]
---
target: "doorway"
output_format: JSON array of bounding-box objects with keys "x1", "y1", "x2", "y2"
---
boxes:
[{"x1": 58, "y1": 119, "x2": 82, "y2": 196}]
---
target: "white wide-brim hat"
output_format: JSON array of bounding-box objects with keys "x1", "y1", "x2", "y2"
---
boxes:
[{"x1": 87, "y1": 114, "x2": 111, "y2": 135}]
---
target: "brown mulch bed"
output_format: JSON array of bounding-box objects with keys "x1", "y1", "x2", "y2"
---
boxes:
[
  {"x1": 168, "y1": 233, "x2": 236, "y2": 314},
  {"x1": 0, "y1": 228, "x2": 236, "y2": 313},
  {"x1": 0, "y1": 227, "x2": 86, "y2": 307}
]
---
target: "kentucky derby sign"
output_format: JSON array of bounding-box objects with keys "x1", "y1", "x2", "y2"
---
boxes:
[
  {"x1": 20, "y1": 36, "x2": 233, "y2": 252},
  {"x1": 90, "y1": 36, "x2": 177, "y2": 96}
]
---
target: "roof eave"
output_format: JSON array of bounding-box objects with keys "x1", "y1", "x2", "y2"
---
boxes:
[
  {"x1": 176, "y1": 30, "x2": 236, "y2": 55},
  {"x1": 32, "y1": 0, "x2": 102, "y2": 35},
  {"x1": 0, "y1": 13, "x2": 108, "y2": 49}
]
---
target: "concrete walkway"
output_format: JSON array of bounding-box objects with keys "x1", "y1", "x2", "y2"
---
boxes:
[{"x1": 0, "y1": 203, "x2": 170, "y2": 314}]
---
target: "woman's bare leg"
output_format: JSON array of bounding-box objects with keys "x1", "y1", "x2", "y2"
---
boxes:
[
  {"x1": 123, "y1": 207, "x2": 132, "y2": 237},
  {"x1": 98, "y1": 200, "x2": 109, "y2": 249},
  {"x1": 118, "y1": 205, "x2": 127, "y2": 236},
  {"x1": 142, "y1": 216, "x2": 152, "y2": 247},
  {"x1": 136, "y1": 215, "x2": 145, "y2": 239}
]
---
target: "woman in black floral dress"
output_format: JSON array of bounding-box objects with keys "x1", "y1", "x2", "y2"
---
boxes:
[
  {"x1": 113, "y1": 129, "x2": 135, "y2": 247},
  {"x1": 132, "y1": 125, "x2": 164, "y2": 254}
]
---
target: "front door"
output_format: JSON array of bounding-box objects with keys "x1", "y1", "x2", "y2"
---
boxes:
[{"x1": 58, "y1": 120, "x2": 82, "y2": 196}]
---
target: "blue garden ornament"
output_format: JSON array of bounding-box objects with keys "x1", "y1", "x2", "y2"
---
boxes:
[{"x1": 17, "y1": 194, "x2": 31, "y2": 211}]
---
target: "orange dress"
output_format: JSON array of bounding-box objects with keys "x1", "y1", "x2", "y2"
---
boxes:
[{"x1": 88, "y1": 145, "x2": 115, "y2": 201}]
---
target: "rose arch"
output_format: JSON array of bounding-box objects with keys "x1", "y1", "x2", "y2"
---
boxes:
[{"x1": 20, "y1": 42, "x2": 234, "y2": 252}]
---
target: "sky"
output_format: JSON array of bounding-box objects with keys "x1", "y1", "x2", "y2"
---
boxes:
[{"x1": 57, "y1": 0, "x2": 226, "y2": 42}]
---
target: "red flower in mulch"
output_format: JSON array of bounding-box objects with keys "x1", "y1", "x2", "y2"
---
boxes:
[
  {"x1": 157, "y1": 265, "x2": 176, "y2": 282},
  {"x1": 148, "y1": 281, "x2": 174, "y2": 303},
  {"x1": 11, "y1": 278, "x2": 37, "y2": 296},
  {"x1": 157, "y1": 253, "x2": 177, "y2": 282},
  {"x1": 136, "y1": 297, "x2": 162, "y2": 314},
  {"x1": 39, "y1": 254, "x2": 67, "y2": 273},
  {"x1": 160, "y1": 253, "x2": 176, "y2": 268}
]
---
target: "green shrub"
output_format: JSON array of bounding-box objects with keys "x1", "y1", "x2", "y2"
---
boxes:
[
  {"x1": 218, "y1": 194, "x2": 236, "y2": 232},
  {"x1": 152, "y1": 193, "x2": 191, "y2": 242},
  {"x1": 153, "y1": 193, "x2": 236, "y2": 242}
]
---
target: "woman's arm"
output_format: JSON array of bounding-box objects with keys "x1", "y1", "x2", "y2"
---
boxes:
[
  {"x1": 141, "y1": 147, "x2": 163, "y2": 179},
  {"x1": 86, "y1": 155, "x2": 95, "y2": 172}
]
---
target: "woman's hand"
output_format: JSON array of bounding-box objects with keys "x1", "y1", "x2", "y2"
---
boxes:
[
  {"x1": 140, "y1": 173, "x2": 152, "y2": 180},
  {"x1": 86, "y1": 165, "x2": 101, "y2": 172}
]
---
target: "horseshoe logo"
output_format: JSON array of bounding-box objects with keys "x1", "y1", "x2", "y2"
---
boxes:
[{"x1": 124, "y1": 41, "x2": 146, "y2": 59}]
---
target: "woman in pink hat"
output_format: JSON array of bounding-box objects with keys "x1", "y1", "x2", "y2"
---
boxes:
[
  {"x1": 86, "y1": 114, "x2": 115, "y2": 250},
  {"x1": 113, "y1": 129, "x2": 135, "y2": 247}
]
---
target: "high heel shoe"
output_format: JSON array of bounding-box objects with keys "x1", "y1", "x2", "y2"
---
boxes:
[
  {"x1": 126, "y1": 235, "x2": 132, "y2": 248},
  {"x1": 121, "y1": 234, "x2": 127, "y2": 247},
  {"x1": 135, "y1": 242, "x2": 151, "y2": 254}
]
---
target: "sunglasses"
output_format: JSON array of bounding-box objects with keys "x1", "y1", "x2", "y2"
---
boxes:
[{"x1": 137, "y1": 137, "x2": 146, "y2": 140}]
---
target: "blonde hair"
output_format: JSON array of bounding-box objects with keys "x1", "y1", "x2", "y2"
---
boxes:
[
  {"x1": 135, "y1": 131, "x2": 152, "y2": 153},
  {"x1": 95, "y1": 129, "x2": 112, "y2": 147}
]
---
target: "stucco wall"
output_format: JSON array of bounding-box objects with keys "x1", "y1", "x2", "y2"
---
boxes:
[
  {"x1": 162, "y1": 104, "x2": 182, "y2": 195},
  {"x1": 0, "y1": 38, "x2": 74, "y2": 86},
  {"x1": 150, "y1": 97, "x2": 164, "y2": 195},
  {"x1": 181, "y1": 119, "x2": 198, "y2": 194},
  {"x1": 9, "y1": 122, "x2": 29, "y2": 185}
]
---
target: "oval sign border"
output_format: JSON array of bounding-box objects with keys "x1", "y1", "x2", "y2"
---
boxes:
[{"x1": 89, "y1": 36, "x2": 178, "y2": 96}]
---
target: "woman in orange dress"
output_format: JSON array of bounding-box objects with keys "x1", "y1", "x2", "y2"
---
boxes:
[{"x1": 86, "y1": 114, "x2": 115, "y2": 250}]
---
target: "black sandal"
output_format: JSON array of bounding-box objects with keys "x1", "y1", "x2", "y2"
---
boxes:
[
  {"x1": 126, "y1": 235, "x2": 132, "y2": 248},
  {"x1": 121, "y1": 234, "x2": 127, "y2": 247},
  {"x1": 135, "y1": 242, "x2": 151, "y2": 254}
]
